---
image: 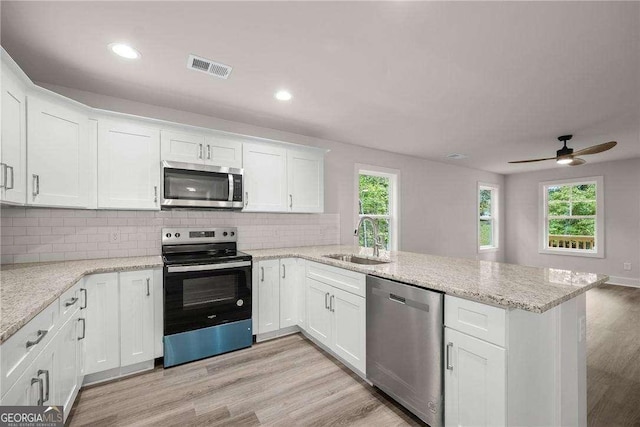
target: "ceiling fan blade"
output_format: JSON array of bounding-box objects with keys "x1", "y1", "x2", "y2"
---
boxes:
[
  {"x1": 568, "y1": 157, "x2": 586, "y2": 166},
  {"x1": 508, "y1": 157, "x2": 557, "y2": 164},
  {"x1": 572, "y1": 141, "x2": 617, "y2": 156}
]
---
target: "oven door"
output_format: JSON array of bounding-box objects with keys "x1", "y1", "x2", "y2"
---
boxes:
[
  {"x1": 164, "y1": 261, "x2": 252, "y2": 336},
  {"x1": 161, "y1": 161, "x2": 244, "y2": 209}
]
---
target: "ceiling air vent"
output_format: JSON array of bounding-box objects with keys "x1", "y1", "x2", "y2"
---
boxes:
[{"x1": 187, "y1": 54, "x2": 232, "y2": 79}]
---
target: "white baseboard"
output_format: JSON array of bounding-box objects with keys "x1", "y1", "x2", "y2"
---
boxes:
[{"x1": 607, "y1": 276, "x2": 640, "y2": 288}]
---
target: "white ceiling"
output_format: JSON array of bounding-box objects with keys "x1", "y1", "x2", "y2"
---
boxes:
[{"x1": 2, "y1": 1, "x2": 639, "y2": 175}]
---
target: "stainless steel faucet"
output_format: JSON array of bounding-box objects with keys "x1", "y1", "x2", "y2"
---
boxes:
[{"x1": 355, "y1": 216, "x2": 384, "y2": 257}]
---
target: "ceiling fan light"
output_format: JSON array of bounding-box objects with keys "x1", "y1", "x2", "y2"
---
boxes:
[{"x1": 557, "y1": 157, "x2": 573, "y2": 165}]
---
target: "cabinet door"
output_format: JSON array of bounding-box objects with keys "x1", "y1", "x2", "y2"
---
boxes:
[
  {"x1": 287, "y1": 148, "x2": 324, "y2": 213},
  {"x1": 257, "y1": 259, "x2": 280, "y2": 334},
  {"x1": 305, "y1": 277, "x2": 332, "y2": 347},
  {"x1": 161, "y1": 129, "x2": 205, "y2": 164},
  {"x1": 0, "y1": 68, "x2": 27, "y2": 204},
  {"x1": 83, "y1": 273, "x2": 120, "y2": 375},
  {"x1": 2, "y1": 341, "x2": 56, "y2": 407},
  {"x1": 119, "y1": 270, "x2": 155, "y2": 367},
  {"x1": 98, "y1": 120, "x2": 160, "y2": 210},
  {"x1": 56, "y1": 314, "x2": 79, "y2": 410},
  {"x1": 444, "y1": 328, "x2": 506, "y2": 427},
  {"x1": 297, "y1": 260, "x2": 307, "y2": 330},
  {"x1": 331, "y1": 287, "x2": 366, "y2": 373},
  {"x1": 243, "y1": 142, "x2": 287, "y2": 212},
  {"x1": 205, "y1": 134, "x2": 242, "y2": 168},
  {"x1": 27, "y1": 94, "x2": 89, "y2": 207},
  {"x1": 279, "y1": 258, "x2": 299, "y2": 329}
]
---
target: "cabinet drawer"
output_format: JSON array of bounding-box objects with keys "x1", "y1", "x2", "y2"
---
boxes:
[
  {"x1": 1, "y1": 301, "x2": 59, "y2": 397},
  {"x1": 59, "y1": 280, "x2": 82, "y2": 326},
  {"x1": 306, "y1": 261, "x2": 365, "y2": 297},
  {"x1": 444, "y1": 295, "x2": 506, "y2": 347}
]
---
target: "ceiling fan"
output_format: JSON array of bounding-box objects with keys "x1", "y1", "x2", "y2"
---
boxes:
[{"x1": 508, "y1": 135, "x2": 617, "y2": 166}]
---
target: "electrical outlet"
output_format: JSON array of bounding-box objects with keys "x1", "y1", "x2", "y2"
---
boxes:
[
  {"x1": 579, "y1": 316, "x2": 586, "y2": 342},
  {"x1": 111, "y1": 231, "x2": 120, "y2": 243},
  {"x1": 623, "y1": 262, "x2": 632, "y2": 271}
]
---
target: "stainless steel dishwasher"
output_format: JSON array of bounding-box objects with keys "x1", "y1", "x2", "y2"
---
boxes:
[{"x1": 366, "y1": 275, "x2": 444, "y2": 427}]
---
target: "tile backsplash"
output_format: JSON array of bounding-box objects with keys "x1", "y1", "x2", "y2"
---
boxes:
[{"x1": 0, "y1": 207, "x2": 340, "y2": 264}]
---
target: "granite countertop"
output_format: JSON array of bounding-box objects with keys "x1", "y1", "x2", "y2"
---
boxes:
[
  {"x1": 245, "y1": 245, "x2": 608, "y2": 314},
  {"x1": 0, "y1": 256, "x2": 163, "y2": 343},
  {"x1": 1, "y1": 245, "x2": 608, "y2": 344}
]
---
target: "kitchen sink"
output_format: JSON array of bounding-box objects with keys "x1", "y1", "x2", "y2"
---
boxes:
[{"x1": 323, "y1": 254, "x2": 391, "y2": 265}]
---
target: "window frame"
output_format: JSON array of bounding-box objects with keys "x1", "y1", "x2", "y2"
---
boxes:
[
  {"x1": 538, "y1": 175, "x2": 604, "y2": 258},
  {"x1": 478, "y1": 182, "x2": 500, "y2": 253},
  {"x1": 354, "y1": 164, "x2": 400, "y2": 251}
]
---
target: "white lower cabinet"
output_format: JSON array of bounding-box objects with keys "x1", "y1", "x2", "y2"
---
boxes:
[
  {"x1": 83, "y1": 273, "x2": 120, "y2": 375},
  {"x1": 57, "y1": 311, "x2": 81, "y2": 412},
  {"x1": 280, "y1": 258, "x2": 303, "y2": 329},
  {"x1": 256, "y1": 259, "x2": 281, "y2": 334},
  {"x1": 2, "y1": 341, "x2": 56, "y2": 407},
  {"x1": 331, "y1": 287, "x2": 366, "y2": 372},
  {"x1": 305, "y1": 274, "x2": 366, "y2": 374},
  {"x1": 119, "y1": 271, "x2": 155, "y2": 367},
  {"x1": 306, "y1": 278, "x2": 333, "y2": 347},
  {"x1": 444, "y1": 327, "x2": 506, "y2": 427}
]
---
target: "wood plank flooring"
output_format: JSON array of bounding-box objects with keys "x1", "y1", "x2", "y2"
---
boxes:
[
  {"x1": 587, "y1": 284, "x2": 640, "y2": 426},
  {"x1": 68, "y1": 284, "x2": 640, "y2": 426},
  {"x1": 68, "y1": 333, "x2": 423, "y2": 426}
]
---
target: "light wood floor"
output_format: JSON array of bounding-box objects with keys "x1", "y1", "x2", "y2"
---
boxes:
[
  {"x1": 587, "y1": 284, "x2": 640, "y2": 426},
  {"x1": 68, "y1": 284, "x2": 640, "y2": 427},
  {"x1": 68, "y1": 333, "x2": 423, "y2": 426}
]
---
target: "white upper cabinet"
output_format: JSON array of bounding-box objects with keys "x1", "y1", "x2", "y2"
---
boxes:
[
  {"x1": 1, "y1": 64, "x2": 27, "y2": 205},
  {"x1": 160, "y1": 129, "x2": 242, "y2": 168},
  {"x1": 287, "y1": 148, "x2": 324, "y2": 213},
  {"x1": 160, "y1": 129, "x2": 206, "y2": 165},
  {"x1": 205, "y1": 133, "x2": 242, "y2": 168},
  {"x1": 27, "y1": 93, "x2": 89, "y2": 208},
  {"x1": 98, "y1": 119, "x2": 160, "y2": 210},
  {"x1": 243, "y1": 142, "x2": 288, "y2": 212}
]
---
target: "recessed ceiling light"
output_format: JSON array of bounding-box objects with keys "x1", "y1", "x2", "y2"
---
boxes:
[
  {"x1": 108, "y1": 43, "x2": 141, "y2": 59},
  {"x1": 275, "y1": 90, "x2": 292, "y2": 101},
  {"x1": 446, "y1": 153, "x2": 467, "y2": 160}
]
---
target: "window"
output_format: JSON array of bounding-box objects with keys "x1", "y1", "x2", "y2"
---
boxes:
[
  {"x1": 356, "y1": 165, "x2": 399, "y2": 251},
  {"x1": 478, "y1": 183, "x2": 499, "y2": 251},
  {"x1": 539, "y1": 176, "x2": 604, "y2": 258}
]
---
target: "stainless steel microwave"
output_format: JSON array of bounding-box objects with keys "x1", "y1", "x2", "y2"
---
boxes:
[{"x1": 161, "y1": 161, "x2": 244, "y2": 209}]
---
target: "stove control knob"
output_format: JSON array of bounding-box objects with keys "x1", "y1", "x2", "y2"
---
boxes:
[
  {"x1": 230, "y1": 231, "x2": 235, "y2": 236},
  {"x1": 223, "y1": 231, "x2": 228, "y2": 236},
  {"x1": 175, "y1": 233, "x2": 181, "y2": 238},
  {"x1": 165, "y1": 233, "x2": 171, "y2": 238}
]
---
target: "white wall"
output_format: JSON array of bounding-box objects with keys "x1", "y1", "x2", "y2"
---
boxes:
[
  {"x1": 38, "y1": 82, "x2": 505, "y2": 262},
  {"x1": 504, "y1": 158, "x2": 640, "y2": 284}
]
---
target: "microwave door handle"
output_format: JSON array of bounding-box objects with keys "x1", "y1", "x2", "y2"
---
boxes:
[{"x1": 228, "y1": 174, "x2": 234, "y2": 202}]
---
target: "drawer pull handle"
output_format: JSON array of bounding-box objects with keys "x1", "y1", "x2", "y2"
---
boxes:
[
  {"x1": 31, "y1": 377, "x2": 44, "y2": 406},
  {"x1": 80, "y1": 288, "x2": 87, "y2": 309},
  {"x1": 26, "y1": 329, "x2": 47, "y2": 348},
  {"x1": 446, "y1": 342, "x2": 454, "y2": 371},
  {"x1": 65, "y1": 297, "x2": 79, "y2": 307},
  {"x1": 38, "y1": 369, "x2": 50, "y2": 403},
  {"x1": 78, "y1": 318, "x2": 86, "y2": 340}
]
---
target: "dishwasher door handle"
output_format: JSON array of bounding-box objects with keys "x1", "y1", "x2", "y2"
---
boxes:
[
  {"x1": 389, "y1": 293, "x2": 406, "y2": 304},
  {"x1": 446, "y1": 342, "x2": 454, "y2": 370}
]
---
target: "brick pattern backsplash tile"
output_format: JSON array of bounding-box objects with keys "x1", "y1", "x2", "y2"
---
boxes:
[{"x1": 0, "y1": 207, "x2": 340, "y2": 264}]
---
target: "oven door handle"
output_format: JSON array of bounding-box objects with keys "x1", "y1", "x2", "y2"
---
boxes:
[{"x1": 167, "y1": 261, "x2": 252, "y2": 273}]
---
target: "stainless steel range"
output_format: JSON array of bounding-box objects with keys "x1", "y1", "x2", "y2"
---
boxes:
[{"x1": 162, "y1": 227, "x2": 252, "y2": 367}]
